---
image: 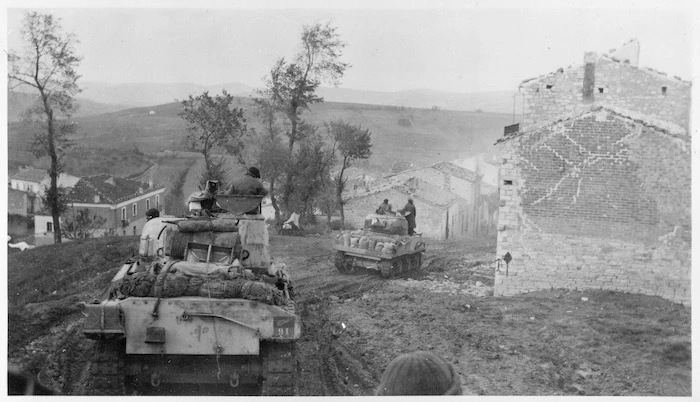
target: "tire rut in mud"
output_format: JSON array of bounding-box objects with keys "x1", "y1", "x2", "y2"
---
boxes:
[{"x1": 294, "y1": 253, "x2": 385, "y2": 395}]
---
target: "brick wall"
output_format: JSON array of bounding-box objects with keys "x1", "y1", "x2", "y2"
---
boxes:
[
  {"x1": 495, "y1": 110, "x2": 691, "y2": 305},
  {"x1": 521, "y1": 58, "x2": 691, "y2": 131}
]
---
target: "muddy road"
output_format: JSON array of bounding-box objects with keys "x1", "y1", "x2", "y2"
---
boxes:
[{"x1": 8, "y1": 234, "x2": 691, "y2": 396}]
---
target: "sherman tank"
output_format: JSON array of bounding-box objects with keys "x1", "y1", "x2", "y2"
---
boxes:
[
  {"x1": 333, "y1": 212, "x2": 425, "y2": 278},
  {"x1": 81, "y1": 195, "x2": 299, "y2": 396}
]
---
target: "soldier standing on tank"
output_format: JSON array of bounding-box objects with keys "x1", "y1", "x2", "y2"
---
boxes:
[{"x1": 399, "y1": 198, "x2": 416, "y2": 235}]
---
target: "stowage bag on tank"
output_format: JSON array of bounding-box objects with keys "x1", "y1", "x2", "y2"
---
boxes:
[
  {"x1": 177, "y1": 219, "x2": 239, "y2": 233},
  {"x1": 118, "y1": 271, "x2": 156, "y2": 297}
]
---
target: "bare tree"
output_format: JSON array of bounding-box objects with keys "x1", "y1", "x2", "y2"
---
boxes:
[
  {"x1": 63, "y1": 208, "x2": 107, "y2": 239},
  {"x1": 8, "y1": 12, "x2": 82, "y2": 243},
  {"x1": 258, "y1": 22, "x2": 349, "y2": 216},
  {"x1": 179, "y1": 90, "x2": 247, "y2": 189},
  {"x1": 327, "y1": 119, "x2": 372, "y2": 228}
]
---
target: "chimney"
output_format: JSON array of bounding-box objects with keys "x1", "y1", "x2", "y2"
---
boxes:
[
  {"x1": 582, "y1": 51, "x2": 597, "y2": 103},
  {"x1": 94, "y1": 194, "x2": 101, "y2": 203}
]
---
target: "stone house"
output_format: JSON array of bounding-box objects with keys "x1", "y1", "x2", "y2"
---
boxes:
[
  {"x1": 8, "y1": 188, "x2": 28, "y2": 216},
  {"x1": 343, "y1": 178, "x2": 468, "y2": 240},
  {"x1": 517, "y1": 39, "x2": 692, "y2": 132},
  {"x1": 387, "y1": 161, "x2": 496, "y2": 235},
  {"x1": 339, "y1": 166, "x2": 377, "y2": 198},
  {"x1": 495, "y1": 106, "x2": 690, "y2": 305},
  {"x1": 64, "y1": 174, "x2": 167, "y2": 237},
  {"x1": 9, "y1": 166, "x2": 81, "y2": 214}
]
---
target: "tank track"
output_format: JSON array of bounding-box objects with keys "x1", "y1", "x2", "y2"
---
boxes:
[
  {"x1": 378, "y1": 253, "x2": 423, "y2": 278},
  {"x1": 336, "y1": 251, "x2": 422, "y2": 278},
  {"x1": 261, "y1": 341, "x2": 297, "y2": 396},
  {"x1": 85, "y1": 339, "x2": 126, "y2": 395}
]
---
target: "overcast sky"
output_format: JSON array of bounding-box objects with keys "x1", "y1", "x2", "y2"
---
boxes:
[{"x1": 3, "y1": 1, "x2": 697, "y2": 94}]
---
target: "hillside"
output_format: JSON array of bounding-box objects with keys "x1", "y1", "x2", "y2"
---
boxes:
[
  {"x1": 78, "y1": 81, "x2": 254, "y2": 108},
  {"x1": 67, "y1": 81, "x2": 516, "y2": 114},
  {"x1": 8, "y1": 97, "x2": 513, "y2": 177},
  {"x1": 7, "y1": 91, "x2": 131, "y2": 123},
  {"x1": 316, "y1": 87, "x2": 517, "y2": 114}
]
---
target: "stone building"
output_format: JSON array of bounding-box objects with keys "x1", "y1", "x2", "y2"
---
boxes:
[
  {"x1": 386, "y1": 161, "x2": 496, "y2": 235},
  {"x1": 9, "y1": 167, "x2": 81, "y2": 215},
  {"x1": 517, "y1": 39, "x2": 692, "y2": 131},
  {"x1": 64, "y1": 174, "x2": 166, "y2": 237},
  {"x1": 343, "y1": 178, "x2": 468, "y2": 240},
  {"x1": 495, "y1": 106, "x2": 690, "y2": 304}
]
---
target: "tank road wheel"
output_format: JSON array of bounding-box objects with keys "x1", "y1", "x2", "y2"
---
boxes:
[
  {"x1": 408, "y1": 254, "x2": 420, "y2": 272},
  {"x1": 393, "y1": 260, "x2": 402, "y2": 276},
  {"x1": 85, "y1": 339, "x2": 126, "y2": 396},
  {"x1": 379, "y1": 261, "x2": 393, "y2": 278},
  {"x1": 261, "y1": 341, "x2": 297, "y2": 396}
]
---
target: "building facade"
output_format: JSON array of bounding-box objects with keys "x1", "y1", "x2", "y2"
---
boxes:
[
  {"x1": 343, "y1": 178, "x2": 468, "y2": 240},
  {"x1": 495, "y1": 106, "x2": 690, "y2": 304},
  {"x1": 66, "y1": 174, "x2": 167, "y2": 237},
  {"x1": 386, "y1": 161, "x2": 496, "y2": 235},
  {"x1": 9, "y1": 167, "x2": 81, "y2": 215}
]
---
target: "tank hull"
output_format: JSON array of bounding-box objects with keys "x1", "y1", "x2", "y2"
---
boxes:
[{"x1": 83, "y1": 211, "x2": 299, "y2": 396}]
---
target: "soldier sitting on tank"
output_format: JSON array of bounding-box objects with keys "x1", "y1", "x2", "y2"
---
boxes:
[
  {"x1": 146, "y1": 208, "x2": 160, "y2": 221},
  {"x1": 187, "y1": 180, "x2": 225, "y2": 216},
  {"x1": 376, "y1": 199, "x2": 392, "y2": 215},
  {"x1": 227, "y1": 167, "x2": 268, "y2": 214}
]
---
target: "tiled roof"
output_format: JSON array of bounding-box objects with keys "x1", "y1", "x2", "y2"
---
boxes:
[
  {"x1": 386, "y1": 161, "x2": 479, "y2": 183},
  {"x1": 395, "y1": 180, "x2": 461, "y2": 208},
  {"x1": 496, "y1": 105, "x2": 688, "y2": 144},
  {"x1": 11, "y1": 167, "x2": 47, "y2": 183},
  {"x1": 67, "y1": 174, "x2": 164, "y2": 204},
  {"x1": 430, "y1": 161, "x2": 478, "y2": 182}
]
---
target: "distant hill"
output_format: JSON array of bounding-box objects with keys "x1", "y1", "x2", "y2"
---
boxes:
[
  {"x1": 317, "y1": 87, "x2": 517, "y2": 114},
  {"x1": 70, "y1": 81, "x2": 516, "y2": 114},
  {"x1": 79, "y1": 81, "x2": 255, "y2": 107},
  {"x1": 7, "y1": 91, "x2": 131, "y2": 122},
  {"x1": 8, "y1": 96, "x2": 515, "y2": 176}
]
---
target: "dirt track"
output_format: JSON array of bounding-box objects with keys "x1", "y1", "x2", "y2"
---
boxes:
[{"x1": 8, "y1": 233, "x2": 691, "y2": 396}]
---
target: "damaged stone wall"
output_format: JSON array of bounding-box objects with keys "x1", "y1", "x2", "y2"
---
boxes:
[
  {"x1": 520, "y1": 57, "x2": 692, "y2": 131},
  {"x1": 495, "y1": 110, "x2": 691, "y2": 305}
]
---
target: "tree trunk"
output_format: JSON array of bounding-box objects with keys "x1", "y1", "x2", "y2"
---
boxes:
[
  {"x1": 336, "y1": 160, "x2": 348, "y2": 230},
  {"x1": 41, "y1": 92, "x2": 62, "y2": 244}
]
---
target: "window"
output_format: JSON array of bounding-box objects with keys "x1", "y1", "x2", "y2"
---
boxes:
[
  {"x1": 545, "y1": 84, "x2": 553, "y2": 90},
  {"x1": 122, "y1": 207, "x2": 126, "y2": 220},
  {"x1": 146, "y1": 199, "x2": 150, "y2": 210},
  {"x1": 156, "y1": 195, "x2": 160, "y2": 208},
  {"x1": 503, "y1": 180, "x2": 513, "y2": 186},
  {"x1": 132, "y1": 203, "x2": 138, "y2": 217},
  {"x1": 661, "y1": 86, "x2": 667, "y2": 95},
  {"x1": 598, "y1": 87, "x2": 605, "y2": 93},
  {"x1": 47, "y1": 222, "x2": 53, "y2": 233}
]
